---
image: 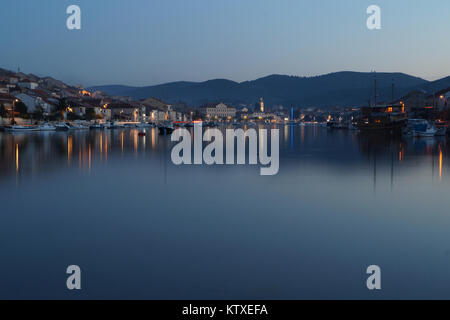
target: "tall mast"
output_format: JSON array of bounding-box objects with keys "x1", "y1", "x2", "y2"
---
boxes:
[{"x1": 374, "y1": 72, "x2": 377, "y2": 106}]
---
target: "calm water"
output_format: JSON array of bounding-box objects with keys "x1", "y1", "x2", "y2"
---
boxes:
[{"x1": 1, "y1": 124, "x2": 450, "y2": 299}]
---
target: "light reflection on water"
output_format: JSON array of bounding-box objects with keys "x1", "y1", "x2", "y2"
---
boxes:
[{"x1": 0, "y1": 124, "x2": 450, "y2": 299}]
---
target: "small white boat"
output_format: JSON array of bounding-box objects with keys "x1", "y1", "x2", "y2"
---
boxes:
[
  {"x1": 71, "y1": 121, "x2": 90, "y2": 130},
  {"x1": 136, "y1": 122, "x2": 152, "y2": 128},
  {"x1": 69, "y1": 123, "x2": 89, "y2": 130},
  {"x1": 412, "y1": 120, "x2": 438, "y2": 137},
  {"x1": 89, "y1": 122, "x2": 105, "y2": 129},
  {"x1": 107, "y1": 121, "x2": 125, "y2": 129},
  {"x1": 38, "y1": 123, "x2": 56, "y2": 131},
  {"x1": 55, "y1": 122, "x2": 71, "y2": 131}
]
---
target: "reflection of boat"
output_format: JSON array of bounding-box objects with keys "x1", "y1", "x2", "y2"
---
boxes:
[
  {"x1": 158, "y1": 122, "x2": 174, "y2": 135},
  {"x1": 38, "y1": 123, "x2": 56, "y2": 131},
  {"x1": 4, "y1": 125, "x2": 39, "y2": 132}
]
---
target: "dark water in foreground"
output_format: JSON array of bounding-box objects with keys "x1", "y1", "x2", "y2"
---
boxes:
[{"x1": 1, "y1": 124, "x2": 450, "y2": 299}]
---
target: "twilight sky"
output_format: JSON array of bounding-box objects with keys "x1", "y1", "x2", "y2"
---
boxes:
[{"x1": 1, "y1": 0, "x2": 449, "y2": 87}]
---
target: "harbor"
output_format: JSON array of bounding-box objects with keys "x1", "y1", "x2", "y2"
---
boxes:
[{"x1": 0, "y1": 123, "x2": 449, "y2": 299}]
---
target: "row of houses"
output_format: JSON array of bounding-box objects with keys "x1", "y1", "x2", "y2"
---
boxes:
[
  {"x1": 0, "y1": 69, "x2": 192, "y2": 122},
  {"x1": 394, "y1": 88, "x2": 450, "y2": 117}
]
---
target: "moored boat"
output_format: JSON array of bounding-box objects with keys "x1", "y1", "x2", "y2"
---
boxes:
[
  {"x1": 4, "y1": 125, "x2": 39, "y2": 132},
  {"x1": 356, "y1": 104, "x2": 407, "y2": 134},
  {"x1": 38, "y1": 123, "x2": 56, "y2": 131}
]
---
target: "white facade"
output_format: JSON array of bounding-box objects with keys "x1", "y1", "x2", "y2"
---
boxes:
[
  {"x1": 151, "y1": 109, "x2": 166, "y2": 122},
  {"x1": 18, "y1": 81, "x2": 38, "y2": 90},
  {"x1": 206, "y1": 103, "x2": 236, "y2": 119}
]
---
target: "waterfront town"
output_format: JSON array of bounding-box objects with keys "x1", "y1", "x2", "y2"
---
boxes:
[{"x1": 1, "y1": 67, "x2": 450, "y2": 137}]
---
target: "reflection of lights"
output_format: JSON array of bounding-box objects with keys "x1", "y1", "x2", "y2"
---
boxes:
[
  {"x1": 88, "y1": 143, "x2": 91, "y2": 172},
  {"x1": 67, "y1": 136, "x2": 73, "y2": 165},
  {"x1": 15, "y1": 144, "x2": 19, "y2": 173},
  {"x1": 439, "y1": 147, "x2": 443, "y2": 181},
  {"x1": 105, "y1": 134, "x2": 108, "y2": 162},
  {"x1": 79, "y1": 145, "x2": 82, "y2": 169},
  {"x1": 121, "y1": 131, "x2": 124, "y2": 153},
  {"x1": 151, "y1": 129, "x2": 156, "y2": 149},
  {"x1": 99, "y1": 134, "x2": 103, "y2": 155}
]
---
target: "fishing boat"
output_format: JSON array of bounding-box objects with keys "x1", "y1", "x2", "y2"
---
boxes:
[
  {"x1": 89, "y1": 121, "x2": 104, "y2": 130},
  {"x1": 411, "y1": 120, "x2": 438, "y2": 137},
  {"x1": 55, "y1": 122, "x2": 70, "y2": 131},
  {"x1": 38, "y1": 123, "x2": 56, "y2": 131},
  {"x1": 105, "y1": 121, "x2": 125, "y2": 129},
  {"x1": 71, "y1": 121, "x2": 89, "y2": 130},
  {"x1": 4, "y1": 125, "x2": 39, "y2": 132},
  {"x1": 136, "y1": 122, "x2": 152, "y2": 128}
]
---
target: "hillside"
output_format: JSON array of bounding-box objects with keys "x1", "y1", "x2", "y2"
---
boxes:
[{"x1": 89, "y1": 71, "x2": 432, "y2": 108}]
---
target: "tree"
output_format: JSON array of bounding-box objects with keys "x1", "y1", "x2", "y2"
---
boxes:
[
  {"x1": 57, "y1": 98, "x2": 67, "y2": 112},
  {"x1": 67, "y1": 112, "x2": 81, "y2": 121},
  {"x1": 32, "y1": 106, "x2": 44, "y2": 121},
  {"x1": 0, "y1": 103, "x2": 6, "y2": 117},
  {"x1": 14, "y1": 102, "x2": 28, "y2": 116},
  {"x1": 84, "y1": 108, "x2": 96, "y2": 120}
]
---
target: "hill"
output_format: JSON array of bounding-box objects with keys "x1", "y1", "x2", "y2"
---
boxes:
[{"x1": 89, "y1": 71, "x2": 432, "y2": 108}]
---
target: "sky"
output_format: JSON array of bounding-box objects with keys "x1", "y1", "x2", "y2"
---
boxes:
[{"x1": 0, "y1": 0, "x2": 449, "y2": 87}]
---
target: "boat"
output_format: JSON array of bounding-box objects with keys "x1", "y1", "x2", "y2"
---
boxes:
[
  {"x1": 410, "y1": 119, "x2": 438, "y2": 137},
  {"x1": 327, "y1": 120, "x2": 348, "y2": 129},
  {"x1": 136, "y1": 122, "x2": 152, "y2": 128},
  {"x1": 38, "y1": 123, "x2": 56, "y2": 131},
  {"x1": 356, "y1": 104, "x2": 407, "y2": 133},
  {"x1": 55, "y1": 122, "x2": 70, "y2": 131},
  {"x1": 105, "y1": 121, "x2": 125, "y2": 129},
  {"x1": 70, "y1": 121, "x2": 89, "y2": 130},
  {"x1": 90, "y1": 121, "x2": 104, "y2": 130},
  {"x1": 4, "y1": 125, "x2": 39, "y2": 132}
]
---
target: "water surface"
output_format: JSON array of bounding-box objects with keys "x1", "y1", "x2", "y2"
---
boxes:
[{"x1": 0, "y1": 125, "x2": 449, "y2": 299}]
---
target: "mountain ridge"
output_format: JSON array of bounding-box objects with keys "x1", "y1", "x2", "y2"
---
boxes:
[{"x1": 88, "y1": 71, "x2": 447, "y2": 108}]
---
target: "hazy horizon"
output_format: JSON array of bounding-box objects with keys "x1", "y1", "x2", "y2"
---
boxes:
[{"x1": 1, "y1": 0, "x2": 449, "y2": 87}]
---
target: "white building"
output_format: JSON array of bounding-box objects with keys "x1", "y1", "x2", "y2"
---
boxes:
[
  {"x1": 206, "y1": 103, "x2": 236, "y2": 119},
  {"x1": 18, "y1": 80, "x2": 38, "y2": 90},
  {"x1": 151, "y1": 109, "x2": 166, "y2": 122}
]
